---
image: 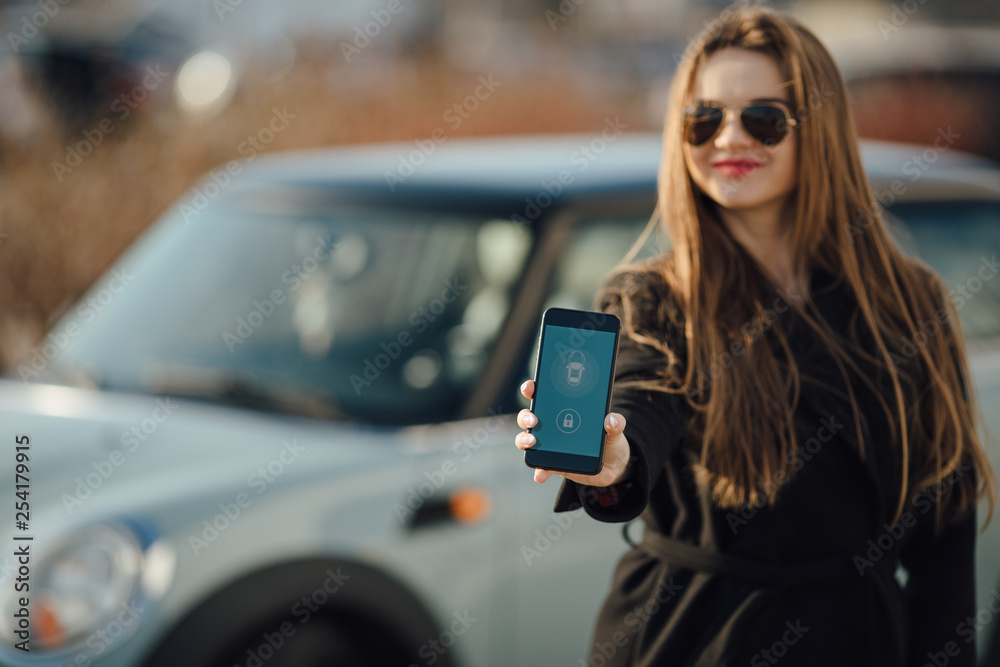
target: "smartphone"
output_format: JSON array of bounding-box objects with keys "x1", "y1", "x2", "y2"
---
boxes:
[{"x1": 524, "y1": 307, "x2": 621, "y2": 475}]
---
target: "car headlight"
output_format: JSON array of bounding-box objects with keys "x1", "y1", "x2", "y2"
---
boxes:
[{"x1": 0, "y1": 521, "x2": 175, "y2": 658}]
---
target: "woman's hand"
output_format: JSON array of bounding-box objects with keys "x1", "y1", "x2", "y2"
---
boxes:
[{"x1": 514, "y1": 380, "x2": 633, "y2": 487}]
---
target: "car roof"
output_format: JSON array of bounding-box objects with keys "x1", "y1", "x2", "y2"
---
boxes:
[{"x1": 226, "y1": 133, "x2": 1000, "y2": 206}]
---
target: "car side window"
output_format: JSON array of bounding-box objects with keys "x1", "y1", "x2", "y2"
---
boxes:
[
  {"x1": 539, "y1": 203, "x2": 1000, "y2": 343},
  {"x1": 242, "y1": 213, "x2": 532, "y2": 424},
  {"x1": 523, "y1": 214, "x2": 666, "y2": 384},
  {"x1": 542, "y1": 214, "x2": 667, "y2": 312}
]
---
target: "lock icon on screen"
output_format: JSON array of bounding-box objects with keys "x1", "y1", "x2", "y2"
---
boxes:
[{"x1": 557, "y1": 408, "x2": 580, "y2": 433}]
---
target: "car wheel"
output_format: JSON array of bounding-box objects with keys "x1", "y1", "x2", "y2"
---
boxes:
[
  {"x1": 217, "y1": 613, "x2": 404, "y2": 667},
  {"x1": 141, "y1": 559, "x2": 451, "y2": 667}
]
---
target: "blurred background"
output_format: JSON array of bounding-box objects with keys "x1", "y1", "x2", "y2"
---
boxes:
[
  {"x1": 3, "y1": 2, "x2": 1000, "y2": 665},
  {"x1": 2, "y1": 0, "x2": 999, "y2": 372}
]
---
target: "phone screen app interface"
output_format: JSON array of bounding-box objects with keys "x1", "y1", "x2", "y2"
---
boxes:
[{"x1": 533, "y1": 324, "x2": 616, "y2": 456}]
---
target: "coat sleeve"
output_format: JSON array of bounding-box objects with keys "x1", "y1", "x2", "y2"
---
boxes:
[
  {"x1": 900, "y1": 499, "x2": 978, "y2": 666},
  {"x1": 552, "y1": 267, "x2": 693, "y2": 523},
  {"x1": 901, "y1": 329, "x2": 980, "y2": 666}
]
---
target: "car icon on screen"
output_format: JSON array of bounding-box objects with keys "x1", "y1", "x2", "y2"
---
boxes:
[{"x1": 566, "y1": 350, "x2": 586, "y2": 386}]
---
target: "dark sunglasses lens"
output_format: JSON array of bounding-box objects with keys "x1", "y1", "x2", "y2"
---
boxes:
[
  {"x1": 741, "y1": 105, "x2": 789, "y2": 145},
  {"x1": 684, "y1": 106, "x2": 723, "y2": 146}
]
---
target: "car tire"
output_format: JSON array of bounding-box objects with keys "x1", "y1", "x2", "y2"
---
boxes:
[
  {"x1": 217, "y1": 614, "x2": 390, "y2": 667},
  {"x1": 140, "y1": 558, "x2": 452, "y2": 667}
]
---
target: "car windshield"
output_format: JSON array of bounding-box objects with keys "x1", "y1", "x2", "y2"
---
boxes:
[{"x1": 44, "y1": 202, "x2": 531, "y2": 425}]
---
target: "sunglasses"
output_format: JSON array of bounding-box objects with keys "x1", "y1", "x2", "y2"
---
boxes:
[{"x1": 683, "y1": 102, "x2": 799, "y2": 147}]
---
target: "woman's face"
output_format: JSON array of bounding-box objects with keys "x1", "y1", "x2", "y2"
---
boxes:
[{"x1": 683, "y1": 48, "x2": 798, "y2": 216}]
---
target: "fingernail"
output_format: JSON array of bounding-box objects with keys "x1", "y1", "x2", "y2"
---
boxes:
[
  {"x1": 525, "y1": 415, "x2": 535, "y2": 426},
  {"x1": 609, "y1": 415, "x2": 619, "y2": 429},
  {"x1": 523, "y1": 433, "x2": 535, "y2": 445},
  {"x1": 520, "y1": 381, "x2": 529, "y2": 392}
]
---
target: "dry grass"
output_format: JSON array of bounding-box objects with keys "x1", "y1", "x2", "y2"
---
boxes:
[{"x1": 0, "y1": 47, "x2": 650, "y2": 373}]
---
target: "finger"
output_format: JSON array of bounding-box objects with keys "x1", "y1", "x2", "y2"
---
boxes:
[
  {"x1": 604, "y1": 412, "x2": 625, "y2": 434},
  {"x1": 515, "y1": 432, "x2": 536, "y2": 450},
  {"x1": 519, "y1": 380, "x2": 535, "y2": 399},
  {"x1": 534, "y1": 467, "x2": 558, "y2": 483},
  {"x1": 517, "y1": 409, "x2": 537, "y2": 430}
]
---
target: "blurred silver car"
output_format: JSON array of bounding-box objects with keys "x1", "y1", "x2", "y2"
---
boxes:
[{"x1": 1, "y1": 133, "x2": 999, "y2": 666}]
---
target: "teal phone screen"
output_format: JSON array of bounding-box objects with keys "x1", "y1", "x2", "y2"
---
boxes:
[{"x1": 532, "y1": 325, "x2": 616, "y2": 456}]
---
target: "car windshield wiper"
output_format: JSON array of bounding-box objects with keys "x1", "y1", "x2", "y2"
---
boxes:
[{"x1": 141, "y1": 364, "x2": 347, "y2": 421}]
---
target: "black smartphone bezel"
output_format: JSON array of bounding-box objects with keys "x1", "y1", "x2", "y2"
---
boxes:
[{"x1": 524, "y1": 307, "x2": 621, "y2": 476}]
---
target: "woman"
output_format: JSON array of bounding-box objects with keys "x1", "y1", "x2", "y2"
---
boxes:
[{"x1": 514, "y1": 6, "x2": 995, "y2": 666}]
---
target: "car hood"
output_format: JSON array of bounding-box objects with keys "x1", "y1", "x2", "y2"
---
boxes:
[{"x1": 0, "y1": 378, "x2": 428, "y2": 533}]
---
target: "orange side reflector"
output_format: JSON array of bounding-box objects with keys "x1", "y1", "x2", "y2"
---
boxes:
[
  {"x1": 449, "y1": 487, "x2": 493, "y2": 524},
  {"x1": 35, "y1": 597, "x2": 65, "y2": 650}
]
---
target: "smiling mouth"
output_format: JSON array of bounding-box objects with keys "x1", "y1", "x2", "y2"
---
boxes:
[{"x1": 712, "y1": 159, "x2": 762, "y2": 177}]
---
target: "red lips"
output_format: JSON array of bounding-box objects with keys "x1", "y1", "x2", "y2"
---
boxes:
[{"x1": 712, "y1": 159, "x2": 762, "y2": 177}]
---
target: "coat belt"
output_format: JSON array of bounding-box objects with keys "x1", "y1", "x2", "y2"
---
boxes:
[
  {"x1": 638, "y1": 529, "x2": 860, "y2": 586},
  {"x1": 635, "y1": 528, "x2": 907, "y2": 665}
]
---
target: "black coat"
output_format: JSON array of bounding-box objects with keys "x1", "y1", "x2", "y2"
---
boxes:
[{"x1": 553, "y1": 265, "x2": 978, "y2": 667}]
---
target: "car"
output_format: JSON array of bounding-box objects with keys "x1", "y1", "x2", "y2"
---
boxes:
[
  {"x1": 1, "y1": 132, "x2": 999, "y2": 666},
  {"x1": 565, "y1": 350, "x2": 587, "y2": 387}
]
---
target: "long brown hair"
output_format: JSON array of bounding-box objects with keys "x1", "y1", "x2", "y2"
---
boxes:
[{"x1": 615, "y1": 5, "x2": 994, "y2": 532}]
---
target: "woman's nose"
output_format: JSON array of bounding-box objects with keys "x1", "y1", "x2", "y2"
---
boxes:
[{"x1": 713, "y1": 109, "x2": 752, "y2": 149}]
